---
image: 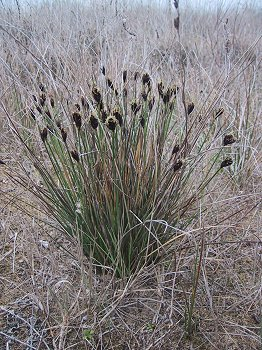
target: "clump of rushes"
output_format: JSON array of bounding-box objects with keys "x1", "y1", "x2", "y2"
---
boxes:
[{"x1": 11, "y1": 77, "x2": 236, "y2": 278}]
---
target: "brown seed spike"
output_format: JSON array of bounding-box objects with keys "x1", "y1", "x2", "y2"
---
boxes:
[
  {"x1": 81, "y1": 96, "x2": 88, "y2": 109},
  {"x1": 187, "y1": 102, "x2": 194, "y2": 115},
  {"x1": 39, "y1": 83, "x2": 45, "y2": 92},
  {"x1": 90, "y1": 115, "x2": 99, "y2": 129},
  {"x1": 101, "y1": 110, "x2": 107, "y2": 123},
  {"x1": 107, "y1": 78, "x2": 114, "y2": 90},
  {"x1": 0, "y1": 160, "x2": 5, "y2": 165},
  {"x1": 158, "y1": 82, "x2": 164, "y2": 97},
  {"x1": 223, "y1": 135, "x2": 236, "y2": 146},
  {"x1": 134, "y1": 71, "x2": 139, "y2": 81},
  {"x1": 140, "y1": 116, "x2": 145, "y2": 128},
  {"x1": 50, "y1": 96, "x2": 55, "y2": 108},
  {"x1": 142, "y1": 73, "x2": 151, "y2": 87},
  {"x1": 172, "y1": 144, "x2": 180, "y2": 154},
  {"x1": 174, "y1": 16, "x2": 179, "y2": 31},
  {"x1": 40, "y1": 127, "x2": 48, "y2": 142},
  {"x1": 71, "y1": 150, "x2": 80, "y2": 162},
  {"x1": 106, "y1": 117, "x2": 117, "y2": 131},
  {"x1": 174, "y1": 160, "x2": 183, "y2": 172},
  {"x1": 148, "y1": 97, "x2": 155, "y2": 111},
  {"x1": 92, "y1": 87, "x2": 102, "y2": 104},
  {"x1": 75, "y1": 103, "x2": 81, "y2": 111},
  {"x1": 123, "y1": 70, "x2": 127, "y2": 83},
  {"x1": 131, "y1": 101, "x2": 141, "y2": 114},
  {"x1": 101, "y1": 66, "x2": 106, "y2": 76},
  {"x1": 113, "y1": 109, "x2": 123, "y2": 127},
  {"x1": 61, "y1": 128, "x2": 67, "y2": 143},
  {"x1": 72, "y1": 112, "x2": 82, "y2": 129},
  {"x1": 220, "y1": 157, "x2": 233, "y2": 168},
  {"x1": 56, "y1": 120, "x2": 62, "y2": 129}
]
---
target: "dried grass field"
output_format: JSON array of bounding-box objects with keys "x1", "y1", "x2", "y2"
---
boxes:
[{"x1": 0, "y1": 0, "x2": 261, "y2": 349}]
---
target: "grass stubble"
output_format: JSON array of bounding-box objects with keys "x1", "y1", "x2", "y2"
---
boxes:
[{"x1": 0, "y1": 0, "x2": 261, "y2": 349}]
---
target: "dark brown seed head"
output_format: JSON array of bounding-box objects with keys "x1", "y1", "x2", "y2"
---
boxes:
[
  {"x1": 220, "y1": 157, "x2": 233, "y2": 168},
  {"x1": 39, "y1": 93, "x2": 46, "y2": 107},
  {"x1": 142, "y1": 73, "x2": 151, "y2": 87},
  {"x1": 158, "y1": 82, "x2": 164, "y2": 97},
  {"x1": 131, "y1": 100, "x2": 141, "y2": 114},
  {"x1": 72, "y1": 112, "x2": 82, "y2": 129},
  {"x1": 81, "y1": 96, "x2": 88, "y2": 110},
  {"x1": 174, "y1": 16, "x2": 179, "y2": 31},
  {"x1": 134, "y1": 71, "x2": 139, "y2": 81},
  {"x1": 123, "y1": 87, "x2": 127, "y2": 97},
  {"x1": 71, "y1": 150, "x2": 80, "y2": 162},
  {"x1": 223, "y1": 135, "x2": 236, "y2": 146},
  {"x1": 90, "y1": 114, "x2": 99, "y2": 129},
  {"x1": 61, "y1": 128, "x2": 67, "y2": 142},
  {"x1": 172, "y1": 144, "x2": 180, "y2": 154},
  {"x1": 171, "y1": 85, "x2": 178, "y2": 97},
  {"x1": 92, "y1": 87, "x2": 102, "y2": 104},
  {"x1": 187, "y1": 102, "x2": 195, "y2": 115},
  {"x1": 40, "y1": 127, "x2": 48, "y2": 142},
  {"x1": 113, "y1": 108, "x2": 123, "y2": 127},
  {"x1": 174, "y1": 160, "x2": 183, "y2": 172},
  {"x1": 101, "y1": 110, "x2": 107, "y2": 123},
  {"x1": 215, "y1": 108, "x2": 224, "y2": 118},
  {"x1": 107, "y1": 78, "x2": 114, "y2": 90},
  {"x1": 56, "y1": 120, "x2": 62, "y2": 129},
  {"x1": 123, "y1": 70, "x2": 127, "y2": 83},
  {"x1": 148, "y1": 96, "x2": 155, "y2": 111},
  {"x1": 75, "y1": 103, "x2": 81, "y2": 111},
  {"x1": 173, "y1": 0, "x2": 179, "y2": 9},
  {"x1": 141, "y1": 90, "x2": 148, "y2": 101},
  {"x1": 163, "y1": 89, "x2": 171, "y2": 104},
  {"x1": 0, "y1": 160, "x2": 5, "y2": 165},
  {"x1": 50, "y1": 96, "x2": 55, "y2": 108},
  {"x1": 32, "y1": 95, "x2": 37, "y2": 102},
  {"x1": 39, "y1": 83, "x2": 45, "y2": 92},
  {"x1": 140, "y1": 116, "x2": 145, "y2": 128},
  {"x1": 101, "y1": 66, "x2": 106, "y2": 76},
  {"x1": 106, "y1": 116, "x2": 117, "y2": 131}
]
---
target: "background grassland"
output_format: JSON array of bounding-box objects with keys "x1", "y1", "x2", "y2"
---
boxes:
[{"x1": 0, "y1": 1, "x2": 261, "y2": 349}]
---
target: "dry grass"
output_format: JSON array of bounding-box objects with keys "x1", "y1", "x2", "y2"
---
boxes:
[{"x1": 0, "y1": 0, "x2": 261, "y2": 349}]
